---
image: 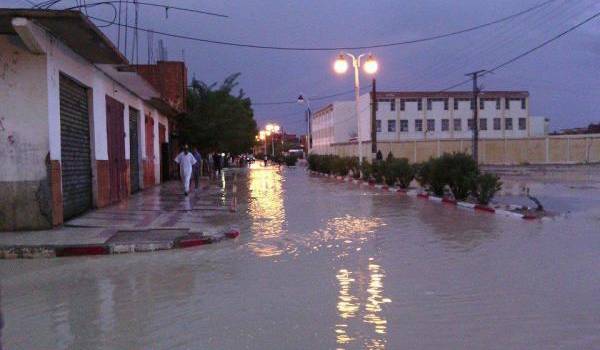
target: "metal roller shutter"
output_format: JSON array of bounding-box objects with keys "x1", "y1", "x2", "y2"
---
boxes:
[
  {"x1": 59, "y1": 74, "x2": 92, "y2": 220},
  {"x1": 129, "y1": 108, "x2": 140, "y2": 193}
]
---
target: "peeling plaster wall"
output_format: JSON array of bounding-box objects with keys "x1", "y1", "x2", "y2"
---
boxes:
[
  {"x1": 0, "y1": 23, "x2": 170, "y2": 231},
  {"x1": 0, "y1": 35, "x2": 52, "y2": 230}
]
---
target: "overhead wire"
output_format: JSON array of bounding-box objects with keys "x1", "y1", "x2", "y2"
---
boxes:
[{"x1": 85, "y1": 0, "x2": 557, "y2": 51}]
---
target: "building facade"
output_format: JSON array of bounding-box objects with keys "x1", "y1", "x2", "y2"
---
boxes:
[
  {"x1": 0, "y1": 10, "x2": 186, "y2": 231},
  {"x1": 311, "y1": 101, "x2": 355, "y2": 154},
  {"x1": 310, "y1": 91, "x2": 548, "y2": 155},
  {"x1": 358, "y1": 91, "x2": 547, "y2": 142}
]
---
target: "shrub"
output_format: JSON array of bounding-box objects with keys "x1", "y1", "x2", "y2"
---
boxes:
[
  {"x1": 388, "y1": 158, "x2": 414, "y2": 188},
  {"x1": 372, "y1": 160, "x2": 385, "y2": 184},
  {"x1": 284, "y1": 155, "x2": 298, "y2": 166},
  {"x1": 445, "y1": 153, "x2": 479, "y2": 200},
  {"x1": 333, "y1": 157, "x2": 349, "y2": 176},
  {"x1": 473, "y1": 173, "x2": 502, "y2": 205},
  {"x1": 360, "y1": 161, "x2": 373, "y2": 181},
  {"x1": 348, "y1": 157, "x2": 360, "y2": 179}
]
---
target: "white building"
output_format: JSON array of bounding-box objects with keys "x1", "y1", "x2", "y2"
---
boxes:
[
  {"x1": 0, "y1": 10, "x2": 186, "y2": 230},
  {"x1": 357, "y1": 91, "x2": 547, "y2": 142},
  {"x1": 311, "y1": 101, "x2": 355, "y2": 154}
]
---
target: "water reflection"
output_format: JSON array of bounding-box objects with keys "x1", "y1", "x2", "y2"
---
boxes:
[
  {"x1": 335, "y1": 260, "x2": 391, "y2": 349},
  {"x1": 247, "y1": 166, "x2": 287, "y2": 257}
]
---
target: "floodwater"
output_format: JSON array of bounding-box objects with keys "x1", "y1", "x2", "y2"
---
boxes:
[{"x1": 1, "y1": 165, "x2": 599, "y2": 349}]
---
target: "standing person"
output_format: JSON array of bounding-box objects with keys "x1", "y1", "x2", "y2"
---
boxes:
[
  {"x1": 213, "y1": 152, "x2": 222, "y2": 176},
  {"x1": 174, "y1": 145, "x2": 196, "y2": 196},
  {"x1": 207, "y1": 151, "x2": 214, "y2": 180},
  {"x1": 192, "y1": 147, "x2": 202, "y2": 190}
]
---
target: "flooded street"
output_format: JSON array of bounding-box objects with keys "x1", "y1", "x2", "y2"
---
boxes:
[{"x1": 1, "y1": 165, "x2": 599, "y2": 349}]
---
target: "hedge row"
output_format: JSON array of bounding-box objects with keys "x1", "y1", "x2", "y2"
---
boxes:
[{"x1": 308, "y1": 152, "x2": 502, "y2": 205}]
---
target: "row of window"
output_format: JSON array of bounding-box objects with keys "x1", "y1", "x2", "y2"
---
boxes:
[
  {"x1": 376, "y1": 117, "x2": 527, "y2": 132},
  {"x1": 376, "y1": 97, "x2": 527, "y2": 111}
]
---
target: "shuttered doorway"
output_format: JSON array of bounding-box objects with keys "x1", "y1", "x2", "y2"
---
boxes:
[
  {"x1": 129, "y1": 107, "x2": 140, "y2": 193},
  {"x1": 59, "y1": 74, "x2": 92, "y2": 220}
]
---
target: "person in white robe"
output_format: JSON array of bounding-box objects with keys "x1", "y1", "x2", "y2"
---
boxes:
[{"x1": 174, "y1": 145, "x2": 197, "y2": 195}]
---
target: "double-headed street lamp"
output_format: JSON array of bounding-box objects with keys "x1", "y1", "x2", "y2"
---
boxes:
[{"x1": 334, "y1": 53, "x2": 378, "y2": 165}]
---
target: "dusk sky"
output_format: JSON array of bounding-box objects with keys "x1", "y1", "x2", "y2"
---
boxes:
[{"x1": 9, "y1": 0, "x2": 600, "y2": 134}]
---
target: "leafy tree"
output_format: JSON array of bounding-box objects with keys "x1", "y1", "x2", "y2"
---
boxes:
[{"x1": 179, "y1": 74, "x2": 258, "y2": 154}]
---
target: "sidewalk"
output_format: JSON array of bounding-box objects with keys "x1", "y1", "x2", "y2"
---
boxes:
[{"x1": 0, "y1": 178, "x2": 241, "y2": 259}]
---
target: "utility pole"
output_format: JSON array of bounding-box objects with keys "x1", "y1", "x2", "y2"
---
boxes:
[
  {"x1": 466, "y1": 70, "x2": 485, "y2": 163},
  {"x1": 371, "y1": 78, "x2": 377, "y2": 158}
]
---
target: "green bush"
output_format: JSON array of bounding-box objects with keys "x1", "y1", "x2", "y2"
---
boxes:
[
  {"x1": 284, "y1": 155, "x2": 298, "y2": 166},
  {"x1": 388, "y1": 158, "x2": 414, "y2": 188},
  {"x1": 473, "y1": 173, "x2": 502, "y2": 205},
  {"x1": 372, "y1": 160, "x2": 385, "y2": 184},
  {"x1": 361, "y1": 161, "x2": 373, "y2": 181},
  {"x1": 445, "y1": 153, "x2": 479, "y2": 200},
  {"x1": 348, "y1": 157, "x2": 360, "y2": 179},
  {"x1": 333, "y1": 157, "x2": 349, "y2": 176}
]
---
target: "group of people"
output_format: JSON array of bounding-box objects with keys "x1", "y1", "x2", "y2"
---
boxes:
[{"x1": 174, "y1": 145, "x2": 226, "y2": 196}]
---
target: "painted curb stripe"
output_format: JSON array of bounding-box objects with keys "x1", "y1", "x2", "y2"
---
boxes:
[{"x1": 55, "y1": 245, "x2": 110, "y2": 257}]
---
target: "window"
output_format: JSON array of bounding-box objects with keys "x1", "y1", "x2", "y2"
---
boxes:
[
  {"x1": 496, "y1": 98, "x2": 501, "y2": 110},
  {"x1": 390, "y1": 100, "x2": 396, "y2": 111},
  {"x1": 480, "y1": 118, "x2": 487, "y2": 131},
  {"x1": 427, "y1": 98, "x2": 449, "y2": 111},
  {"x1": 454, "y1": 98, "x2": 473, "y2": 110},
  {"x1": 493, "y1": 118, "x2": 501, "y2": 130},
  {"x1": 479, "y1": 99, "x2": 484, "y2": 110},
  {"x1": 400, "y1": 119, "x2": 408, "y2": 132},
  {"x1": 519, "y1": 118, "x2": 527, "y2": 130},
  {"x1": 521, "y1": 98, "x2": 526, "y2": 110},
  {"x1": 441, "y1": 119, "x2": 449, "y2": 131},
  {"x1": 415, "y1": 119, "x2": 423, "y2": 132},
  {"x1": 453, "y1": 119, "x2": 462, "y2": 131},
  {"x1": 467, "y1": 118, "x2": 474, "y2": 130},
  {"x1": 505, "y1": 98, "x2": 510, "y2": 110},
  {"x1": 505, "y1": 118, "x2": 513, "y2": 130},
  {"x1": 376, "y1": 120, "x2": 381, "y2": 132},
  {"x1": 427, "y1": 119, "x2": 435, "y2": 132},
  {"x1": 388, "y1": 120, "x2": 396, "y2": 132},
  {"x1": 400, "y1": 98, "x2": 421, "y2": 111}
]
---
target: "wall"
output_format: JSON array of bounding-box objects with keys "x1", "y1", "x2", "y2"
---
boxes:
[
  {"x1": 317, "y1": 134, "x2": 600, "y2": 165},
  {"x1": 0, "y1": 35, "x2": 52, "y2": 230},
  {"x1": 0, "y1": 22, "x2": 171, "y2": 230}
]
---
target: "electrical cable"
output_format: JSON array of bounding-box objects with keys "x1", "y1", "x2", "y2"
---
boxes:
[
  {"x1": 63, "y1": 0, "x2": 228, "y2": 18},
  {"x1": 86, "y1": 0, "x2": 557, "y2": 51}
]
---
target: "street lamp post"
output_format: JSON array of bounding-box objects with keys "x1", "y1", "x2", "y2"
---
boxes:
[
  {"x1": 265, "y1": 123, "x2": 280, "y2": 157},
  {"x1": 297, "y1": 94, "x2": 311, "y2": 153},
  {"x1": 334, "y1": 53, "x2": 378, "y2": 165}
]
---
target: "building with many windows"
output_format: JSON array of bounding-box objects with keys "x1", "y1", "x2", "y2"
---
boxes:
[
  {"x1": 357, "y1": 91, "x2": 547, "y2": 142},
  {"x1": 311, "y1": 101, "x2": 355, "y2": 154},
  {"x1": 311, "y1": 90, "x2": 548, "y2": 154}
]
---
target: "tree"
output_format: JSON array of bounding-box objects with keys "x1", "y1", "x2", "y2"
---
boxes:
[{"x1": 178, "y1": 73, "x2": 258, "y2": 154}]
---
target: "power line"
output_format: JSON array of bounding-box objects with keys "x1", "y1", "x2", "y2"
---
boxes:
[
  {"x1": 436, "y1": 8, "x2": 600, "y2": 92},
  {"x1": 86, "y1": 0, "x2": 557, "y2": 51},
  {"x1": 253, "y1": 86, "x2": 371, "y2": 106},
  {"x1": 63, "y1": 0, "x2": 229, "y2": 18}
]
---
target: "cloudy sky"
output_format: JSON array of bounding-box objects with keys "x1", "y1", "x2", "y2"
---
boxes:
[{"x1": 10, "y1": 0, "x2": 600, "y2": 134}]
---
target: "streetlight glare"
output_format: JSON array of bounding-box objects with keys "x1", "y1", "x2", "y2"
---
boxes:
[
  {"x1": 274, "y1": 125, "x2": 280, "y2": 133},
  {"x1": 266, "y1": 124, "x2": 274, "y2": 132},
  {"x1": 334, "y1": 55, "x2": 349, "y2": 74},
  {"x1": 363, "y1": 55, "x2": 378, "y2": 74}
]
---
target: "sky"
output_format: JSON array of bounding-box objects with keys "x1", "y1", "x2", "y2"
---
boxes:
[{"x1": 8, "y1": 0, "x2": 600, "y2": 134}]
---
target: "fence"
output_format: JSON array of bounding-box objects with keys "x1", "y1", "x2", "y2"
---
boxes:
[{"x1": 312, "y1": 134, "x2": 600, "y2": 165}]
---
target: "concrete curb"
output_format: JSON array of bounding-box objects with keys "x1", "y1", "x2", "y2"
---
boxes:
[
  {"x1": 311, "y1": 171, "x2": 539, "y2": 220},
  {"x1": 0, "y1": 229, "x2": 241, "y2": 259}
]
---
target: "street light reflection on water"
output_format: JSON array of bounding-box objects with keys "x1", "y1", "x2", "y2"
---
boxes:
[
  {"x1": 335, "y1": 260, "x2": 391, "y2": 350},
  {"x1": 247, "y1": 164, "x2": 287, "y2": 257}
]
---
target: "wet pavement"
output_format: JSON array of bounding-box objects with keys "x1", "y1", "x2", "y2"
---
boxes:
[
  {"x1": 0, "y1": 177, "x2": 237, "y2": 248},
  {"x1": 1, "y1": 164, "x2": 599, "y2": 349}
]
